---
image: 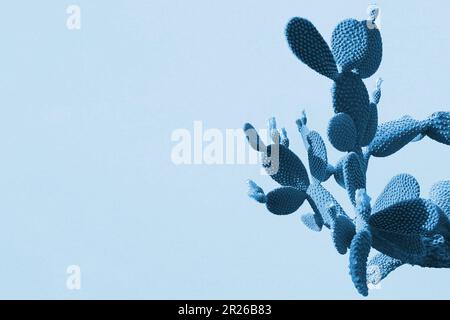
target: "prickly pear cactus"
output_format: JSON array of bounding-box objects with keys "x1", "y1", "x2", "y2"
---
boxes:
[{"x1": 243, "y1": 7, "x2": 450, "y2": 296}]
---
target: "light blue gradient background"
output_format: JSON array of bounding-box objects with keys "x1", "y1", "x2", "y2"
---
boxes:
[{"x1": 0, "y1": 1, "x2": 448, "y2": 299}]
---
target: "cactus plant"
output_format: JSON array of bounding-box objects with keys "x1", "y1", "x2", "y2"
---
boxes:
[{"x1": 243, "y1": 8, "x2": 450, "y2": 296}]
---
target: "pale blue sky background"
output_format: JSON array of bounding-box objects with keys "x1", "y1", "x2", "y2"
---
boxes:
[{"x1": 0, "y1": 1, "x2": 448, "y2": 299}]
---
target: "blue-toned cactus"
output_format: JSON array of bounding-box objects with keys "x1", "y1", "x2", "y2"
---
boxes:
[
  {"x1": 242, "y1": 7, "x2": 450, "y2": 296},
  {"x1": 355, "y1": 179, "x2": 450, "y2": 295}
]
